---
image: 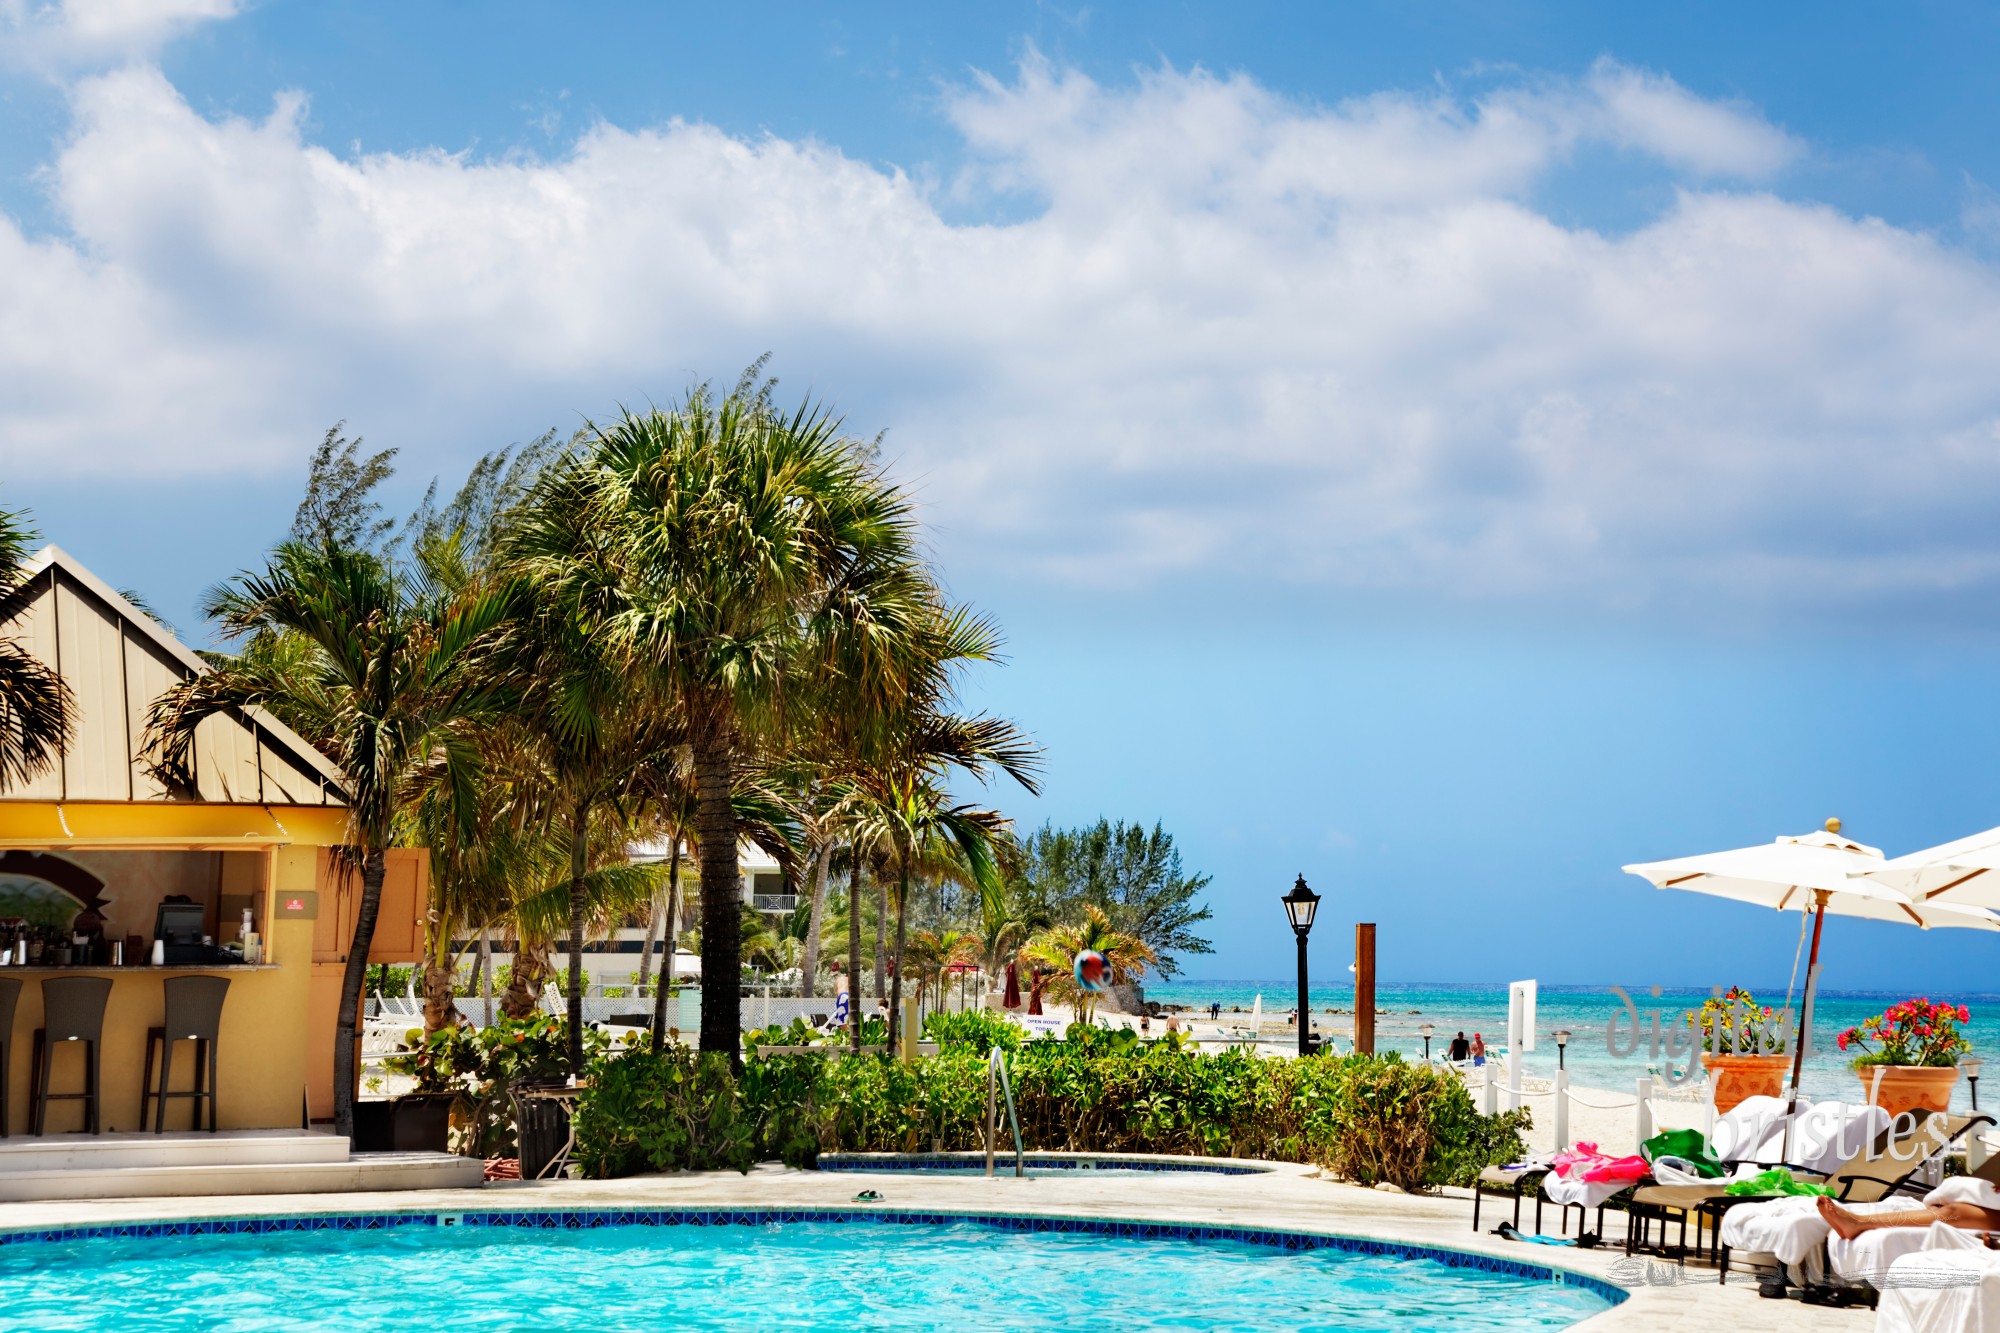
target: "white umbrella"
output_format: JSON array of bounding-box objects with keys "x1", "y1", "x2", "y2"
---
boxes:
[
  {"x1": 1623, "y1": 820, "x2": 2000, "y2": 1109},
  {"x1": 1857, "y1": 824, "x2": 2000, "y2": 910}
]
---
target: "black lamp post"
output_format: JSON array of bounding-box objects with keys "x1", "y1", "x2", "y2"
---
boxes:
[
  {"x1": 1553, "y1": 1029, "x2": 1572, "y2": 1071},
  {"x1": 1419, "y1": 1022, "x2": 1435, "y2": 1062},
  {"x1": 1965, "y1": 1056, "x2": 1983, "y2": 1112},
  {"x1": 1281, "y1": 874, "x2": 1321, "y2": 1057}
]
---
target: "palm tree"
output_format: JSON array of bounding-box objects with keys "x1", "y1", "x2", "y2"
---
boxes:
[
  {"x1": 144, "y1": 541, "x2": 513, "y2": 1136},
  {"x1": 542, "y1": 379, "x2": 947, "y2": 1061},
  {"x1": 1024, "y1": 906, "x2": 1159, "y2": 1026},
  {"x1": 0, "y1": 506, "x2": 71, "y2": 791}
]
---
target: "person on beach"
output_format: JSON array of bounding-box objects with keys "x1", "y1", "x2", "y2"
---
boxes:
[
  {"x1": 1470, "y1": 1033, "x2": 1486, "y2": 1066},
  {"x1": 1816, "y1": 1183, "x2": 2000, "y2": 1240},
  {"x1": 1448, "y1": 1031, "x2": 1471, "y2": 1062}
]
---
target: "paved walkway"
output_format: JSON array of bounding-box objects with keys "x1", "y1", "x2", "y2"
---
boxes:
[{"x1": 0, "y1": 1162, "x2": 1869, "y2": 1330}]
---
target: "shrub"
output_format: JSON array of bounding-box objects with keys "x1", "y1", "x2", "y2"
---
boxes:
[
  {"x1": 567, "y1": 1041, "x2": 1527, "y2": 1188},
  {"x1": 923, "y1": 1009, "x2": 1022, "y2": 1053}
]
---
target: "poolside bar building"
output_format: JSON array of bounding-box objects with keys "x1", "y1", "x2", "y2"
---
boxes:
[{"x1": 0, "y1": 546, "x2": 432, "y2": 1136}]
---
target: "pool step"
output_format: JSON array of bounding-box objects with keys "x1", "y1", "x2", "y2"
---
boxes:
[
  {"x1": 0, "y1": 1129, "x2": 348, "y2": 1173},
  {"x1": 0, "y1": 1150, "x2": 482, "y2": 1202}
]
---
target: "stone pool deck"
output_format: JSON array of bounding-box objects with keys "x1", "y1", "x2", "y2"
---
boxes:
[{"x1": 0, "y1": 1161, "x2": 1867, "y2": 1330}]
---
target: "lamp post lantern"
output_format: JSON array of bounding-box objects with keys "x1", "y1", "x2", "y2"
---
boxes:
[
  {"x1": 1281, "y1": 875, "x2": 1321, "y2": 1057},
  {"x1": 1553, "y1": 1029, "x2": 1572, "y2": 1071},
  {"x1": 1965, "y1": 1056, "x2": 1983, "y2": 1112},
  {"x1": 1419, "y1": 1022, "x2": 1435, "y2": 1062}
]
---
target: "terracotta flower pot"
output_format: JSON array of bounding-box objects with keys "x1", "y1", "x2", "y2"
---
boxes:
[
  {"x1": 1857, "y1": 1064, "x2": 1960, "y2": 1118},
  {"x1": 1701, "y1": 1052, "x2": 1790, "y2": 1113}
]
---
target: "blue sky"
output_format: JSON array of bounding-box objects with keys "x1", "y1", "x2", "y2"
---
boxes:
[{"x1": 6, "y1": 2, "x2": 2000, "y2": 993}]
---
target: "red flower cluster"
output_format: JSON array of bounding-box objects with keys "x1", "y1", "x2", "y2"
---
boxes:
[{"x1": 1842, "y1": 996, "x2": 1975, "y2": 1069}]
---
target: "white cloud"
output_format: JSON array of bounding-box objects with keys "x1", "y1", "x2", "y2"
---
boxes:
[
  {"x1": 0, "y1": 0, "x2": 237, "y2": 69},
  {"x1": 1, "y1": 56, "x2": 1998, "y2": 617}
]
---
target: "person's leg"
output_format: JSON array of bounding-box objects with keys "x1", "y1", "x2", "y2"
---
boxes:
[{"x1": 1816, "y1": 1197, "x2": 1942, "y2": 1239}]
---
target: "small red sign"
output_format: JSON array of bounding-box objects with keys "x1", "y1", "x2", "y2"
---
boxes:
[{"x1": 285, "y1": 898, "x2": 305, "y2": 911}]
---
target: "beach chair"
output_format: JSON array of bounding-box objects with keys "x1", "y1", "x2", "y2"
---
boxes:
[
  {"x1": 1471, "y1": 1164, "x2": 1550, "y2": 1234},
  {"x1": 1716, "y1": 1111, "x2": 1995, "y2": 1290}
]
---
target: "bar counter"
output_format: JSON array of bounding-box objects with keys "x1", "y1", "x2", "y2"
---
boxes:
[
  {"x1": 0, "y1": 964, "x2": 279, "y2": 973},
  {"x1": 2, "y1": 961, "x2": 302, "y2": 1135}
]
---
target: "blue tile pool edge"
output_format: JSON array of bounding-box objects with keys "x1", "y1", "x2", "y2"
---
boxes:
[{"x1": 0, "y1": 1206, "x2": 1626, "y2": 1308}]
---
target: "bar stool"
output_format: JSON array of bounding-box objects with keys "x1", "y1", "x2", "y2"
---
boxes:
[
  {"x1": 0, "y1": 976, "x2": 20, "y2": 1137},
  {"x1": 30, "y1": 975, "x2": 111, "y2": 1136},
  {"x1": 142, "y1": 975, "x2": 229, "y2": 1133}
]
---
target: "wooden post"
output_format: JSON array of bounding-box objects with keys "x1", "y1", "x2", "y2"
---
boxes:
[{"x1": 1355, "y1": 922, "x2": 1376, "y2": 1056}]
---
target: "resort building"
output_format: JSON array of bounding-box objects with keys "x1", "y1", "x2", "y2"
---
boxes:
[{"x1": 0, "y1": 546, "x2": 436, "y2": 1132}]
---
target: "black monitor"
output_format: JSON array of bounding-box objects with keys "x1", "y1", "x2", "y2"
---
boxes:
[{"x1": 154, "y1": 902, "x2": 206, "y2": 947}]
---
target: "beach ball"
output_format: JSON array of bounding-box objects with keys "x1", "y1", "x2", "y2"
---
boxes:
[{"x1": 1073, "y1": 950, "x2": 1110, "y2": 992}]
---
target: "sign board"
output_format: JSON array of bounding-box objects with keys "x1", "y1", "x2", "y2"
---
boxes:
[{"x1": 275, "y1": 890, "x2": 319, "y2": 920}]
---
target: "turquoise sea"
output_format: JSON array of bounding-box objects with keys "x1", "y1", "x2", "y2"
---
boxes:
[{"x1": 1146, "y1": 979, "x2": 1999, "y2": 1109}]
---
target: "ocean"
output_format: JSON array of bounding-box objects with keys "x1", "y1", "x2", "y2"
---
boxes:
[{"x1": 1144, "y1": 979, "x2": 1999, "y2": 1109}]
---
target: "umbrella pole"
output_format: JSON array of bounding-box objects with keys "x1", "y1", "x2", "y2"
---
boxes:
[{"x1": 1781, "y1": 891, "x2": 1830, "y2": 1160}]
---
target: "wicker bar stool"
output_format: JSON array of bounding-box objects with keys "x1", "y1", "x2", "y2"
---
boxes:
[
  {"x1": 29, "y1": 975, "x2": 111, "y2": 1135},
  {"x1": 142, "y1": 975, "x2": 229, "y2": 1133}
]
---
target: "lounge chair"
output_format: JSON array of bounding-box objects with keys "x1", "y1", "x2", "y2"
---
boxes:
[{"x1": 1718, "y1": 1111, "x2": 1995, "y2": 1291}]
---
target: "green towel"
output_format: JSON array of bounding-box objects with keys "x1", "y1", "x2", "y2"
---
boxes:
[
  {"x1": 1724, "y1": 1168, "x2": 1833, "y2": 1198},
  {"x1": 1641, "y1": 1127, "x2": 1724, "y2": 1178}
]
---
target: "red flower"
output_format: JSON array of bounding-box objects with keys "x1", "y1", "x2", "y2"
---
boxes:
[
  {"x1": 1962, "y1": 1006, "x2": 1973, "y2": 1023},
  {"x1": 1838, "y1": 1031, "x2": 1852, "y2": 1051}
]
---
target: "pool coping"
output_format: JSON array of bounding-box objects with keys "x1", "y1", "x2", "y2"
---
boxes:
[
  {"x1": 0, "y1": 1202, "x2": 1627, "y2": 1314},
  {"x1": 813, "y1": 1149, "x2": 1276, "y2": 1175}
]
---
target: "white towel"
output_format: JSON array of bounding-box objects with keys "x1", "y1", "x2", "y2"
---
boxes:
[{"x1": 1876, "y1": 1227, "x2": 2000, "y2": 1333}]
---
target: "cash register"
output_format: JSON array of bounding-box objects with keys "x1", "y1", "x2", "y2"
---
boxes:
[{"x1": 154, "y1": 901, "x2": 234, "y2": 965}]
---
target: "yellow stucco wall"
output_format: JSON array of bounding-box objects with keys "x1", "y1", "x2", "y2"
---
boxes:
[{"x1": 0, "y1": 839, "x2": 324, "y2": 1133}]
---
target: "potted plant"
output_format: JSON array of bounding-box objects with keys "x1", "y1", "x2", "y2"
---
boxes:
[
  {"x1": 370, "y1": 1025, "x2": 473, "y2": 1154},
  {"x1": 1840, "y1": 998, "x2": 1971, "y2": 1117},
  {"x1": 1688, "y1": 986, "x2": 1790, "y2": 1113}
]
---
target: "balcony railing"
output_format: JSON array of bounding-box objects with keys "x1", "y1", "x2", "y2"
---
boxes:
[{"x1": 751, "y1": 894, "x2": 799, "y2": 913}]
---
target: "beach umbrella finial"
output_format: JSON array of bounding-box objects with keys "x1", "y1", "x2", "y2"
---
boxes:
[{"x1": 1825, "y1": 817, "x2": 1842, "y2": 834}]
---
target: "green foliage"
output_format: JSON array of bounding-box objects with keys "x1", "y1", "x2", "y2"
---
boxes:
[
  {"x1": 1012, "y1": 819, "x2": 1213, "y2": 977},
  {"x1": 573, "y1": 1048, "x2": 758, "y2": 1176},
  {"x1": 383, "y1": 1014, "x2": 617, "y2": 1157},
  {"x1": 923, "y1": 1009, "x2": 1022, "y2": 1052},
  {"x1": 569, "y1": 1036, "x2": 1526, "y2": 1190}
]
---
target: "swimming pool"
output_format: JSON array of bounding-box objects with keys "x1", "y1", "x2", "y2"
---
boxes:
[{"x1": 0, "y1": 1208, "x2": 1620, "y2": 1331}]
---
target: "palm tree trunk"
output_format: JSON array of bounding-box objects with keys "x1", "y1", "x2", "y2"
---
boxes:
[
  {"x1": 847, "y1": 851, "x2": 863, "y2": 1053},
  {"x1": 502, "y1": 936, "x2": 551, "y2": 1021},
  {"x1": 636, "y1": 893, "x2": 662, "y2": 990},
  {"x1": 332, "y1": 846, "x2": 388, "y2": 1138},
  {"x1": 421, "y1": 907, "x2": 459, "y2": 1037},
  {"x1": 692, "y1": 720, "x2": 741, "y2": 1063},
  {"x1": 651, "y1": 839, "x2": 681, "y2": 1051},
  {"x1": 873, "y1": 878, "x2": 887, "y2": 999},
  {"x1": 887, "y1": 865, "x2": 911, "y2": 1050},
  {"x1": 565, "y1": 802, "x2": 590, "y2": 1075},
  {"x1": 478, "y1": 926, "x2": 494, "y2": 1028},
  {"x1": 798, "y1": 840, "x2": 834, "y2": 999}
]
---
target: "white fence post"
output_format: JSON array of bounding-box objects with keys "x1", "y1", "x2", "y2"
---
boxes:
[
  {"x1": 1554, "y1": 1068, "x2": 1571, "y2": 1150},
  {"x1": 1482, "y1": 1061, "x2": 1497, "y2": 1115},
  {"x1": 1636, "y1": 1075, "x2": 1654, "y2": 1148}
]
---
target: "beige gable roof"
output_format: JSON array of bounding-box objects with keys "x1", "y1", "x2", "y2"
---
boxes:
[{"x1": 2, "y1": 545, "x2": 348, "y2": 806}]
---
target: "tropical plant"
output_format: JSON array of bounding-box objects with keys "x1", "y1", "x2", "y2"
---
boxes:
[
  {"x1": 144, "y1": 540, "x2": 514, "y2": 1136},
  {"x1": 537, "y1": 369, "x2": 982, "y2": 1061},
  {"x1": 1840, "y1": 998, "x2": 1973, "y2": 1069},
  {"x1": 0, "y1": 505, "x2": 72, "y2": 792},
  {"x1": 1012, "y1": 820, "x2": 1213, "y2": 977},
  {"x1": 1684, "y1": 985, "x2": 1788, "y2": 1055},
  {"x1": 1023, "y1": 905, "x2": 1159, "y2": 1025}
]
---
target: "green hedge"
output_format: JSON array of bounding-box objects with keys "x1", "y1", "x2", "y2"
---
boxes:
[{"x1": 573, "y1": 1032, "x2": 1528, "y2": 1191}]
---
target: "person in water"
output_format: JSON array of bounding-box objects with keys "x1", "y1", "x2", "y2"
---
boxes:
[
  {"x1": 1816, "y1": 1180, "x2": 2000, "y2": 1240},
  {"x1": 1470, "y1": 1033, "x2": 1487, "y2": 1066},
  {"x1": 1447, "y1": 1031, "x2": 1471, "y2": 1063}
]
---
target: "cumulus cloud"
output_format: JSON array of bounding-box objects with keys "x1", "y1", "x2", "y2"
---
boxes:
[
  {"x1": 0, "y1": 0, "x2": 237, "y2": 69},
  {"x1": 2, "y1": 55, "x2": 1998, "y2": 617}
]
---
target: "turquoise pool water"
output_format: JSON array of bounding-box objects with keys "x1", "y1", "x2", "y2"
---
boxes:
[{"x1": 0, "y1": 1216, "x2": 1617, "y2": 1331}]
